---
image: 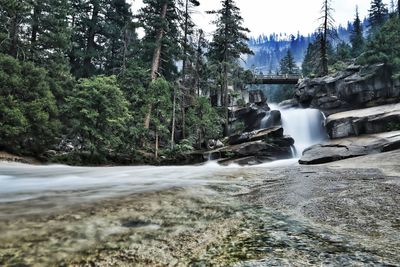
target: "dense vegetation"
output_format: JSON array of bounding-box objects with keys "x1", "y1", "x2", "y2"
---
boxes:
[
  {"x1": 0, "y1": 0, "x2": 399, "y2": 164},
  {"x1": 0, "y1": 0, "x2": 251, "y2": 164}
]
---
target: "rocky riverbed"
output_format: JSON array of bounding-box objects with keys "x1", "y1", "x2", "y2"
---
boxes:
[{"x1": 1, "y1": 149, "x2": 399, "y2": 266}]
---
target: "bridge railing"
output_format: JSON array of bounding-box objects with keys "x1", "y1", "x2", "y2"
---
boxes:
[{"x1": 254, "y1": 74, "x2": 302, "y2": 80}]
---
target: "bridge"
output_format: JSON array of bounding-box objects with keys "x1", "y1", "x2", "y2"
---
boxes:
[{"x1": 252, "y1": 74, "x2": 301, "y2": 84}]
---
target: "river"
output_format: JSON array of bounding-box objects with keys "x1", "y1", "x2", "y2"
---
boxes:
[{"x1": 0, "y1": 107, "x2": 399, "y2": 266}]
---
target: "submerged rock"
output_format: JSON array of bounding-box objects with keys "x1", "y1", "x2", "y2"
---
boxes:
[{"x1": 299, "y1": 130, "x2": 400, "y2": 164}]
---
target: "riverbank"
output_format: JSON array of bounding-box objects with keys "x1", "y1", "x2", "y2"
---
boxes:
[
  {"x1": 0, "y1": 151, "x2": 39, "y2": 165},
  {"x1": 1, "y1": 150, "x2": 399, "y2": 266}
]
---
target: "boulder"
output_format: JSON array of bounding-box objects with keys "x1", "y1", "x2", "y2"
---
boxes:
[
  {"x1": 249, "y1": 89, "x2": 268, "y2": 105},
  {"x1": 279, "y1": 98, "x2": 299, "y2": 109},
  {"x1": 228, "y1": 127, "x2": 284, "y2": 146},
  {"x1": 326, "y1": 103, "x2": 400, "y2": 139},
  {"x1": 299, "y1": 131, "x2": 400, "y2": 165},
  {"x1": 295, "y1": 63, "x2": 400, "y2": 112},
  {"x1": 207, "y1": 134, "x2": 295, "y2": 166},
  {"x1": 260, "y1": 110, "x2": 282, "y2": 129},
  {"x1": 230, "y1": 104, "x2": 270, "y2": 132}
]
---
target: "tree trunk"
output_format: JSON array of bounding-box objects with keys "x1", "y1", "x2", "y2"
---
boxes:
[
  {"x1": 83, "y1": 0, "x2": 100, "y2": 77},
  {"x1": 122, "y1": 27, "x2": 128, "y2": 73},
  {"x1": 171, "y1": 86, "x2": 176, "y2": 149},
  {"x1": 155, "y1": 130, "x2": 159, "y2": 159},
  {"x1": 9, "y1": 14, "x2": 19, "y2": 58},
  {"x1": 179, "y1": 0, "x2": 190, "y2": 140},
  {"x1": 181, "y1": 0, "x2": 189, "y2": 79},
  {"x1": 321, "y1": 0, "x2": 329, "y2": 76},
  {"x1": 223, "y1": 62, "x2": 229, "y2": 136},
  {"x1": 30, "y1": 4, "x2": 40, "y2": 45},
  {"x1": 398, "y1": 0, "x2": 400, "y2": 15},
  {"x1": 194, "y1": 30, "x2": 203, "y2": 97},
  {"x1": 144, "y1": 2, "x2": 168, "y2": 129},
  {"x1": 182, "y1": 104, "x2": 186, "y2": 139}
]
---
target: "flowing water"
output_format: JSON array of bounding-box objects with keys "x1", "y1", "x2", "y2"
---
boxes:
[
  {"x1": 0, "y1": 106, "x2": 399, "y2": 266},
  {"x1": 262, "y1": 104, "x2": 327, "y2": 157},
  {"x1": 1, "y1": 159, "x2": 399, "y2": 266}
]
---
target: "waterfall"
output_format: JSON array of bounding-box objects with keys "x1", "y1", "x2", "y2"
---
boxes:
[{"x1": 268, "y1": 104, "x2": 327, "y2": 157}]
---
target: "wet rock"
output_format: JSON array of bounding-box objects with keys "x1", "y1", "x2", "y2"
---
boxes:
[
  {"x1": 230, "y1": 90, "x2": 272, "y2": 133},
  {"x1": 279, "y1": 98, "x2": 299, "y2": 109},
  {"x1": 299, "y1": 131, "x2": 400, "y2": 164},
  {"x1": 228, "y1": 127, "x2": 284, "y2": 146},
  {"x1": 208, "y1": 135, "x2": 295, "y2": 166},
  {"x1": 261, "y1": 110, "x2": 282, "y2": 129},
  {"x1": 326, "y1": 103, "x2": 400, "y2": 139},
  {"x1": 230, "y1": 104, "x2": 270, "y2": 132},
  {"x1": 249, "y1": 89, "x2": 268, "y2": 105}
]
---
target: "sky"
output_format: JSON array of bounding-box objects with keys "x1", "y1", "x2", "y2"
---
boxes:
[{"x1": 131, "y1": 0, "x2": 392, "y2": 38}]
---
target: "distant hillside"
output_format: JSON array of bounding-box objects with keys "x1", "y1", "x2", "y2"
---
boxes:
[{"x1": 245, "y1": 18, "x2": 368, "y2": 74}]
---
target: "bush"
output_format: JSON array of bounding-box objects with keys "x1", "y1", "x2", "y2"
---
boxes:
[
  {"x1": 65, "y1": 75, "x2": 131, "y2": 157},
  {"x1": 0, "y1": 53, "x2": 60, "y2": 154},
  {"x1": 186, "y1": 97, "x2": 222, "y2": 148}
]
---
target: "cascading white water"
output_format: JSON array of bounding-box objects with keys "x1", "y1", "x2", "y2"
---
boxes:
[{"x1": 268, "y1": 104, "x2": 327, "y2": 157}]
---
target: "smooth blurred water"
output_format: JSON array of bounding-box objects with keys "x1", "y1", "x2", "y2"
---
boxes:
[
  {"x1": 267, "y1": 104, "x2": 327, "y2": 156},
  {"x1": 0, "y1": 162, "x2": 240, "y2": 203}
]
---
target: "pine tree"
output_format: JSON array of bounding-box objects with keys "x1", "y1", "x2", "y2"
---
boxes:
[
  {"x1": 103, "y1": 0, "x2": 135, "y2": 75},
  {"x1": 207, "y1": 0, "x2": 253, "y2": 135},
  {"x1": 138, "y1": 0, "x2": 181, "y2": 131},
  {"x1": 0, "y1": 0, "x2": 30, "y2": 58},
  {"x1": 398, "y1": 0, "x2": 400, "y2": 16},
  {"x1": 369, "y1": 0, "x2": 389, "y2": 29},
  {"x1": 279, "y1": 50, "x2": 298, "y2": 75},
  {"x1": 350, "y1": 6, "x2": 364, "y2": 57},
  {"x1": 26, "y1": 0, "x2": 71, "y2": 64},
  {"x1": 318, "y1": 0, "x2": 335, "y2": 76},
  {"x1": 179, "y1": 0, "x2": 200, "y2": 80},
  {"x1": 358, "y1": 16, "x2": 400, "y2": 78},
  {"x1": 175, "y1": 0, "x2": 200, "y2": 145}
]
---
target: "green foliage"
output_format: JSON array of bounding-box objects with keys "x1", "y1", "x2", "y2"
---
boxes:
[
  {"x1": 302, "y1": 41, "x2": 319, "y2": 77},
  {"x1": 369, "y1": 0, "x2": 389, "y2": 30},
  {"x1": 66, "y1": 75, "x2": 131, "y2": 156},
  {"x1": 147, "y1": 78, "x2": 173, "y2": 141},
  {"x1": 138, "y1": 0, "x2": 181, "y2": 80},
  {"x1": 173, "y1": 139, "x2": 195, "y2": 154},
  {"x1": 0, "y1": 53, "x2": 60, "y2": 154},
  {"x1": 387, "y1": 122, "x2": 400, "y2": 131},
  {"x1": 350, "y1": 7, "x2": 365, "y2": 57},
  {"x1": 358, "y1": 17, "x2": 400, "y2": 77},
  {"x1": 280, "y1": 50, "x2": 299, "y2": 75},
  {"x1": 207, "y1": 0, "x2": 253, "y2": 134},
  {"x1": 186, "y1": 97, "x2": 222, "y2": 148},
  {"x1": 69, "y1": 0, "x2": 137, "y2": 78},
  {"x1": 335, "y1": 42, "x2": 352, "y2": 62}
]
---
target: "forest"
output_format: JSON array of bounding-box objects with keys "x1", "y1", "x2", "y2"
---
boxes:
[{"x1": 0, "y1": 0, "x2": 399, "y2": 165}]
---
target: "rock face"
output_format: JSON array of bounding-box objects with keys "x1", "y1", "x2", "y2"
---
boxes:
[
  {"x1": 299, "y1": 131, "x2": 400, "y2": 164},
  {"x1": 207, "y1": 127, "x2": 295, "y2": 165},
  {"x1": 229, "y1": 90, "x2": 276, "y2": 133},
  {"x1": 249, "y1": 90, "x2": 268, "y2": 105},
  {"x1": 296, "y1": 64, "x2": 400, "y2": 113},
  {"x1": 230, "y1": 105, "x2": 270, "y2": 132},
  {"x1": 228, "y1": 127, "x2": 284, "y2": 146},
  {"x1": 326, "y1": 103, "x2": 400, "y2": 139}
]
